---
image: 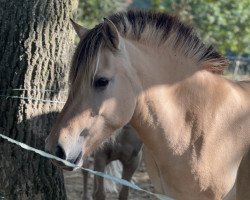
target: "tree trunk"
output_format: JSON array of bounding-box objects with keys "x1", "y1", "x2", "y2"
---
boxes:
[{"x1": 0, "y1": 0, "x2": 78, "y2": 199}]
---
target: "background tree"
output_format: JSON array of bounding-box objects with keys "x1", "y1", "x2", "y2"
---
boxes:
[
  {"x1": 0, "y1": 0, "x2": 78, "y2": 199},
  {"x1": 78, "y1": 0, "x2": 127, "y2": 27}
]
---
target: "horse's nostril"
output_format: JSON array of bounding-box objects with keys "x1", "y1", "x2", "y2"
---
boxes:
[{"x1": 55, "y1": 145, "x2": 66, "y2": 160}]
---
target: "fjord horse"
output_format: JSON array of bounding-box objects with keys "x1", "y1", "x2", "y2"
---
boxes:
[{"x1": 46, "y1": 10, "x2": 250, "y2": 200}]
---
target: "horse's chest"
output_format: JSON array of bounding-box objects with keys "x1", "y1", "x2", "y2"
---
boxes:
[{"x1": 150, "y1": 152, "x2": 237, "y2": 200}]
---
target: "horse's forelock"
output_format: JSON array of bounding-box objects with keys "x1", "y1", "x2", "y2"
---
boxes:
[{"x1": 69, "y1": 24, "x2": 105, "y2": 86}]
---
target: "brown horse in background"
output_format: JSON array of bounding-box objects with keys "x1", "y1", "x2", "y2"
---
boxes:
[
  {"x1": 82, "y1": 124, "x2": 142, "y2": 200},
  {"x1": 46, "y1": 10, "x2": 250, "y2": 200}
]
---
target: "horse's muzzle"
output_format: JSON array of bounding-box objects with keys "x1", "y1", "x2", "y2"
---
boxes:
[{"x1": 45, "y1": 138, "x2": 84, "y2": 170}]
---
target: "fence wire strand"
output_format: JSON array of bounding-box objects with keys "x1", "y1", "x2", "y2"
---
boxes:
[
  {"x1": 0, "y1": 89, "x2": 174, "y2": 199},
  {"x1": 0, "y1": 133, "x2": 173, "y2": 200},
  {"x1": 0, "y1": 95, "x2": 66, "y2": 104},
  {"x1": 0, "y1": 88, "x2": 67, "y2": 93}
]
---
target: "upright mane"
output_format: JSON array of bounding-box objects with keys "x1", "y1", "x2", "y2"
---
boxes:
[{"x1": 70, "y1": 10, "x2": 229, "y2": 84}]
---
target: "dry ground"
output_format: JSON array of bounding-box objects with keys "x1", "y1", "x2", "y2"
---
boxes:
[{"x1": 64, "y1": 161, "x2": 155, "y2": 200}]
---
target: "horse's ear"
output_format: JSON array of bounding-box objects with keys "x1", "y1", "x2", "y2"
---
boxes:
[
  {"x1": 103, "y1": 17, "x2": 120, "y2": 50},
  {"x1": 70, "y1": 19, "x2": 88, "y2": 38}
]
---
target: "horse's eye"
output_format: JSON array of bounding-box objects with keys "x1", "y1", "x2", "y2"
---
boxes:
[{"x1": 93, "y1": 77, "x2": 109, "y2": 90}]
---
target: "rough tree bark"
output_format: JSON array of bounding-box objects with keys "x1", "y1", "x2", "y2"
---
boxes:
[{"x1": 0, "y1": 0, "x2": 78, "y2": 199}]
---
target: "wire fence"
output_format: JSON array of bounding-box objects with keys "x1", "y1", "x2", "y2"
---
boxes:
[
  {"x1": 0, "y1": 133, "x2": 172, "y2": 200},
  {"x1": 0, "y1": 95, "x2": 66, "y2": 104},
  {"x1": 0, "y1": 89, "x2": 66, "y2": 93},
  {"x1": 0, "y1": 89, "x2": 66, "y2": 199},
  {"x1": 0, "y1": 89, "x2": 174, "y2": 200},
  {"x1": 0, "y1": 89, "x2": 67, "y2": 104}
]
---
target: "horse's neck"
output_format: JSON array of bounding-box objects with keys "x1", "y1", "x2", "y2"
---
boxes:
[
  {"x1": 131, "y1": 68, "x2": 250, "y2": 156},
  {"x1": 127, "y1": 40, "x2": 203, "y2": 152},
  {"x1": 126, "y1": 40, "x2": 199, "y2": 87},
  {"x1": 127, "y1": 40, "x2": 250, "y2": 154}
]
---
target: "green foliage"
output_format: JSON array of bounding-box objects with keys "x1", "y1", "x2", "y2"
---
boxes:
[
  {"x1": 131, "y1": 0, "x2": 250, "y2": 55},
  {"x1": 189, "y1": 0, "x2": 250, "y2": 55},
  {"x1": 78, "y1": 0, "x2": 126, "y2": 28}
]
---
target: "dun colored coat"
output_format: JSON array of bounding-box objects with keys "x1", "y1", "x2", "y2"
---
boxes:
[{"x1": 46, "y1": 10, "x2": 250, "y2": 200}]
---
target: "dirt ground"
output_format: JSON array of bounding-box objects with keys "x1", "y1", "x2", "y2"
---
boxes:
[{"x1": 64, "y1": 161, "x2": 155, "y2": 200}]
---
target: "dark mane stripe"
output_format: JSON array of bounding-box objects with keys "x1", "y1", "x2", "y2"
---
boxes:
[
  {"x1": 70, "y1": 24, "x2": 104, "y2": 84},
  {"x1": 70, "y1": 10, "x2": 228, "y2": 84}
]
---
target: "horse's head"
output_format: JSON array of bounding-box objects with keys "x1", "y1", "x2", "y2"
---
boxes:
[{"x1": 45, "y1": 19, "x2": 139, "y2": 168}]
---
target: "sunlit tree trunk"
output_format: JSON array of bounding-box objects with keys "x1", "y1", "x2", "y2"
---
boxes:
[{"x1": 0, "y1": 0, "x2": 78, "y2": 199}]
